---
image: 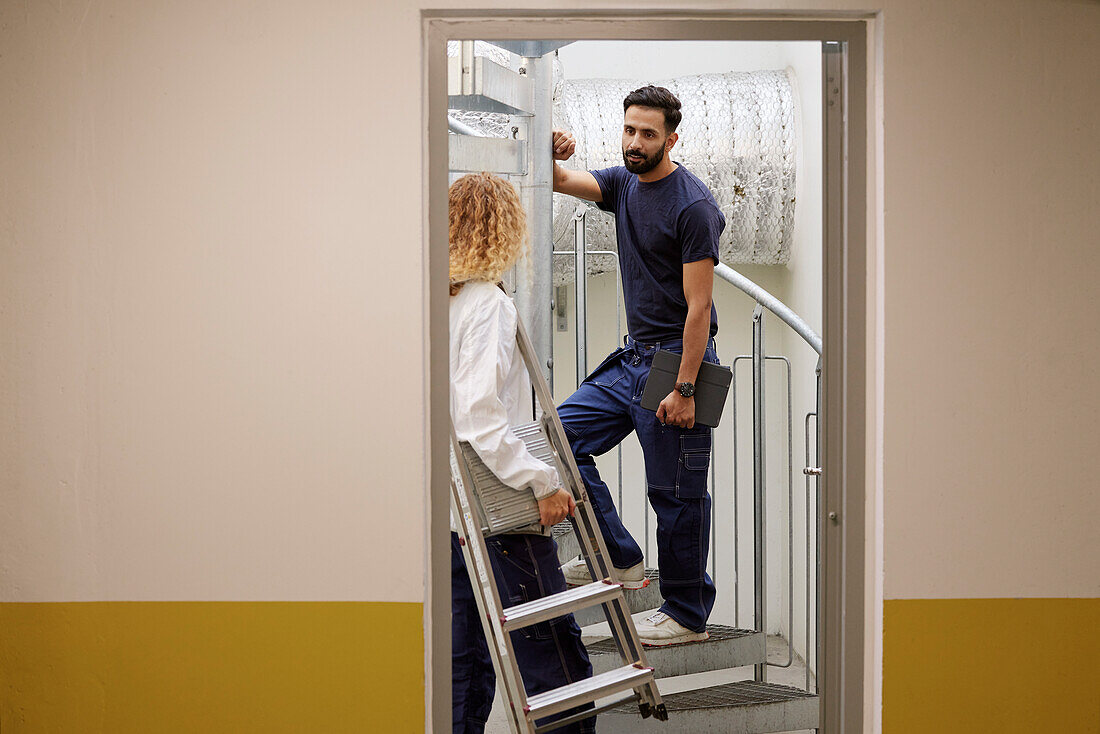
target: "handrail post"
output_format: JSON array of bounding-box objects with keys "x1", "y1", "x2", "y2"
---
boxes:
[
  {"x1": 814, "y1": 355, "x2": 823, "y2": 694},
  {"x1": 573, "y1": 206, "x2": 588, "y2": 386},
  {"x1": 512, "y1": 53, "x2": 555, "y2": 392},
  {"x1": 752, "y1": 303, "x2": 767, "y2": 683}
]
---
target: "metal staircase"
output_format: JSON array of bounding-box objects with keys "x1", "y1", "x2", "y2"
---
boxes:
[{"x1": 448, "y1": 38, "x2": 822, "y2": 733}]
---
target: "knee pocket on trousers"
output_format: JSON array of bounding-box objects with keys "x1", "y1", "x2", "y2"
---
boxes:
[{"x1": 676, "y1": 432, "x2": 711, "y2": 498}]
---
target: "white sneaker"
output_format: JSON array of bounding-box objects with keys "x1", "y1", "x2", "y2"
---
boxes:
[
  {"x1": 635, "y1": 611, "x2": 709, "y2": 647},
  {"x1": 560, "y1": 557, "x2": 649, "y2": 589}
]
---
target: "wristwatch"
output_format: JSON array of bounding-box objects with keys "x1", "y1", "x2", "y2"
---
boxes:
[{"x1": 676, "y1": 381, "x2": 696, "y2": 398}]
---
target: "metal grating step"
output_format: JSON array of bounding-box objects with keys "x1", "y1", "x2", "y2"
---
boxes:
[
  {"x1": 587, "y1": 625, "x2": 765, "y2": 678},
  {"x1": 598, "y1": 680, "x2": 818, "y2": 734},
  {"x1": 571, "y1": 569, "x2": 661, "y2": 628}
]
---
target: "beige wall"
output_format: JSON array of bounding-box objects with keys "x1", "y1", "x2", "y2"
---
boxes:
[
  {"x1": 878, "y1": 0, "x2": 1099, "y2": 599},
  {"x1": 0, "y1": 0, "x2": 426, "y2": 603}
]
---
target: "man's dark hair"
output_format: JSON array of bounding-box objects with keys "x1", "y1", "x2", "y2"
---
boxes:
[{"x1": 622, "y1": 85, "x2": 682, "y2": 134}]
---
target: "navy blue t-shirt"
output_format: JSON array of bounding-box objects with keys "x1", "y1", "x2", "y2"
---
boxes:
[{"x1": 591, "y1": 164, "x2": 725, "y2": 343}]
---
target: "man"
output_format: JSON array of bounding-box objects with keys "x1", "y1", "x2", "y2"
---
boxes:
[{"x1": 551, "y1": 85, "x2": 726, "y2": 646}]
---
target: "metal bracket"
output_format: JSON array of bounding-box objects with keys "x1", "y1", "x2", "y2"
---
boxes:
[
  {"x1": 485, "y1": 40, "x2": 573, "y2": 58},
  {"x1": 449, "y1": 135, "x2": 527, "y2": 176},
  {"x1": 448, "y1": 53, "x2": 534, "y2": 116}
]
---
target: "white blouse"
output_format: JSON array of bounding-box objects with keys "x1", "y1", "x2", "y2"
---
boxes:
[{"x1": 450, "y1": 280, "x2": 561, "y2": 500}]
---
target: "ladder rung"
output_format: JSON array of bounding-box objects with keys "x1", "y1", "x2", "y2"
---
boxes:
[
  {"x1": 501, "y1": 580, "x2": 622, "y2": 632},
  {"x1": 524, "y1": 663, "x2": 655, "y2": 721},
  {"x1": 531, "y1": 691, "x2": 638, "y2": 732}
]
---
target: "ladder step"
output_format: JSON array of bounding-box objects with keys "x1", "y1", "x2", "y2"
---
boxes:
[
  {"x1": 525, "y1": 664, "x2": 656, "y2": 722},
  {"x1": 461, "y1": 421, "x2": 563, "y2": 535},
  {"x1": 502, "y1": 580, "x2": 624, "y2": 632}
]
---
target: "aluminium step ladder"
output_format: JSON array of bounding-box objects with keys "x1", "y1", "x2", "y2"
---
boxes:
[{"x1": 450, "y1": 314, "x2": 667, "y2": 734}]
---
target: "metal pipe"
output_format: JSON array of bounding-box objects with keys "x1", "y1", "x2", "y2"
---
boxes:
[
  {"x1": 732, "y1": 359, "x2": 740, "y2": 630},
  {"x1": 448, "y1": 115, "x2": 487, "y2": 137},
  {"x1": 715, "y1": 263, "x2": 822, "y2": 356},
  {"x1": 751, "y1": 304, "x2": 767, "y2": 683},
  {"x1": 573, "y1": 206, "x2": 588, "y2": 387},
  {"x1": 765, "y1": 355, "x2": 795, "y2": 669},
  {"x1": 814, "y1": 356, "x2": 823, "y2": 696},
  {"x1": 513, "y1": 54, "x2": 555, "y2": 388},
  {"x1": 732, "y1": 355, "x2": 753, "y2": 630},
  {"x1": 805, "y1": 409, "x2": 818, "y2": 692}
]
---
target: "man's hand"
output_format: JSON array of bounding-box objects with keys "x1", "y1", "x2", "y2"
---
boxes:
[
  {"x1": 552, "y1": 128, "x2": 576, "y2": 161},
  {"x1": 552, "y1": 129, "x2": 600, "y2": 200},
  {"x1": 538, "y1": 488, "x2": 576, "y2": 526},
  {"x1": 656, "y1": 391, "x2": 696, "y2": 429}
]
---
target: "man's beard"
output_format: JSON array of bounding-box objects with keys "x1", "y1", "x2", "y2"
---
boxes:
[{"x1": 622, "y1": 145, "x2": 664, "y2": 174}]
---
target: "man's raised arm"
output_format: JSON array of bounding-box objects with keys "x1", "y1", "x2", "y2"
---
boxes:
[{"x1": 552, "y1": 128, "x2": 602, "y2": 202}]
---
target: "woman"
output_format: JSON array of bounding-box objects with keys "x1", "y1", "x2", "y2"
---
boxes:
[{"x1": 449, "y1": 172, "x2": 595, "y2": 734}]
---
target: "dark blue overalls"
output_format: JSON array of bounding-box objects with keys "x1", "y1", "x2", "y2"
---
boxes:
[{"x1": 558, "y1": 336, "x2": 718, "y2": 633}]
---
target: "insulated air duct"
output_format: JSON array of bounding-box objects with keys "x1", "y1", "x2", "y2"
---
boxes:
[{"x1": 553, "y1": 70, "x2": 798, "y2": 282}]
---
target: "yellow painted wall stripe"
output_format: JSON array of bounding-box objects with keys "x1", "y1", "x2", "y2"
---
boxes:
[
  {"x1": 0, "y1": 601, "x2": 424, "y2": 733},
  {"x1": 885, "y1": 598, "x2": 1100, "y2": 732}
]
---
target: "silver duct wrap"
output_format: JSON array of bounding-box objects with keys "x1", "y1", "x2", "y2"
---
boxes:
[
  {"x1": 553, "y1": 70, "x2": 797, "y2": 284},
  {"x1": 447, "y1": 40, "x2": 512, "y2": 67}
]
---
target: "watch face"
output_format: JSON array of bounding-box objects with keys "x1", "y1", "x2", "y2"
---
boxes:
[{"x1": 678, "y1": 382, "x2": 695, "y2": 397}]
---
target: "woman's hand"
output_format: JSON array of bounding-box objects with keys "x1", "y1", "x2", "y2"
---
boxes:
[{"x1": 538, "y1": 488, "x2": 576, "y2": 526}]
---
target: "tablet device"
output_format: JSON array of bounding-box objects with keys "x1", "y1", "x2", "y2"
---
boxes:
[{"x1": 639, "y1": 350, "x2": 733, "y2": 428}]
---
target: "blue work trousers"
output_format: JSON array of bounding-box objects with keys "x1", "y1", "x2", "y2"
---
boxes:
[
  {"x1": 451, "y1": 532, "x2": 596, "y2": 734},
  {"x1": 558, "y1": 336, "x2": 718, "y2": 632}
]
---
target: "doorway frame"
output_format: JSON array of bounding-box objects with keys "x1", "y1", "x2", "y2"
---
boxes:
[{"x1": 422, "y1": 13, "x2": 877, "y2": 732}]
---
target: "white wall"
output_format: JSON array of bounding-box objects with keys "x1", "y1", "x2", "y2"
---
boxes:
[{"x1": 551, "y1": 41, "x2": 822, "y2": 666}]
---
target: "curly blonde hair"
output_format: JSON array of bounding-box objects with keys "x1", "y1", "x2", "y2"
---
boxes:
[{"x1": 449, "y1": 172, "x2": 528, "y2": 295}]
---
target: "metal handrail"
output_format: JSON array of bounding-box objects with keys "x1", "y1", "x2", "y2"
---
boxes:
[
  {"x1": 714, "y1": 264, "x2": 821, "y2": 689},
  {"x1": 562, "y1": 212, "x2": 822, "y2": 690},
  {"x1": 448, "y1": 115, "x2": 487, "y2": 137},
  {"x1": 714, "y1": 263, "x2": 822, "y2": 356}
]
